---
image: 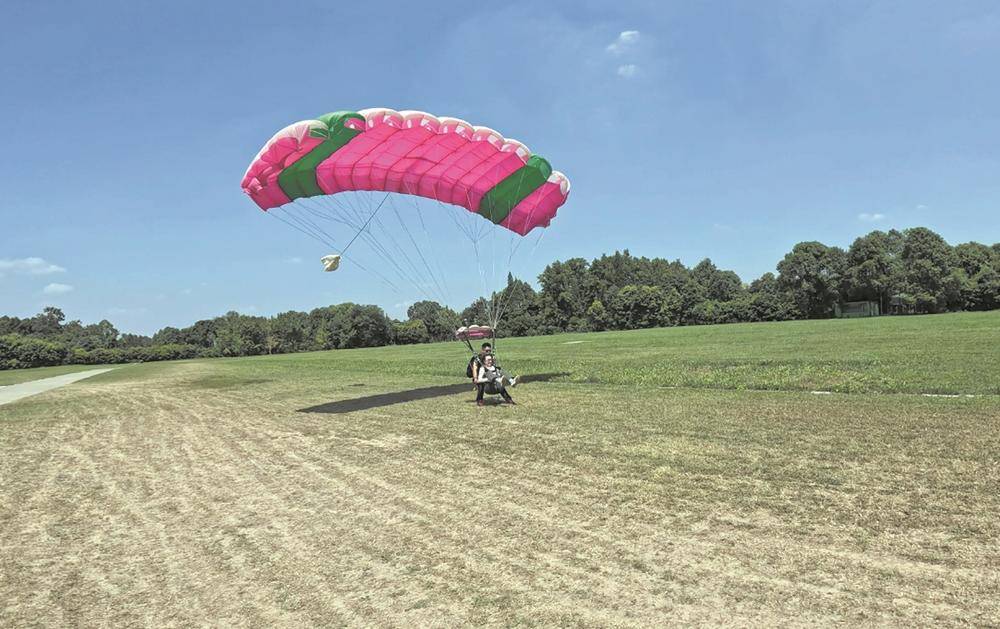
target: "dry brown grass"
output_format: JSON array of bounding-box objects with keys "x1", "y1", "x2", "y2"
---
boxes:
[{"x1": 2, "y1": 356, "x2": 999, "y2": 627}]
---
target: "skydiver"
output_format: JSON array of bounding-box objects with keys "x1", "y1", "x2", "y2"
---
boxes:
[{"x1": 475, "y1": 354, "x2": 516, "y2": 406}]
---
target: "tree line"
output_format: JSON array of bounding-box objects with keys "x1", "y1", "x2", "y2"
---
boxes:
[{"x1": 2, "y1": 226, "x2": 998, "y2": 370}]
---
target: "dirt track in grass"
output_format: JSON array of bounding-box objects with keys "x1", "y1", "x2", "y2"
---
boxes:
[{"x1": 2, "y1": 356, "x2": 999, "y2": 627}]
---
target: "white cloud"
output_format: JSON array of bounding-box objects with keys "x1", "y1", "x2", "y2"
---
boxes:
[
  {"x1": 858, "y1": 213, "x2": 886, "y2": 222},
  {"x1": 286, "y1": 256, "x2": 303, "y2": 264},
  {"x1": 180, "y1": 288, "x2": 192, "y2": 295},
  {"x1": 606, "y1": 30, "x2": 640, "y2": 55},
  {"x1": 108, "y1": 307, "x2": 147, "y2": 315},
  {"x1": 916, "y1": 204, "x2": 929, "y2": 210},
  {"x1": 617, "y1": 64, "x2": 639, "y2": 78},
  {"x1": 712, "y1": 222, "x2": 734, "y2": 232},
  {"x1": 0, "y1": 257, "x2": 66, "y2": 276},
  {"x1": 43, "y1": 283, "x2": 74, "y2": 295}
]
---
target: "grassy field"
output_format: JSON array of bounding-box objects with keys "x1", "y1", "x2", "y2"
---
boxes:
[{"x1": 1, "y1": 312, "x2": 998, "y2": 626}]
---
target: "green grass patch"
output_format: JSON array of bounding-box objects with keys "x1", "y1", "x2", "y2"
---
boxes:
[{"x1": 180, "y1": 310, "x2": 998, "y2": 395}]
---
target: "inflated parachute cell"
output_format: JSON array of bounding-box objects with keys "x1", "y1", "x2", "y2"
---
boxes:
[{"x1": 241, "y1": 109, "x2": 570, "y2": 235}]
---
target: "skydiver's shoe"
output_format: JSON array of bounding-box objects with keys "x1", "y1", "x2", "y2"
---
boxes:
[
  {"x1": 509, "y1": 376, "x2": 518, "y2": 388},
  {"x1": 477, "y1": 400, "x2": 485, "y2": 406}
]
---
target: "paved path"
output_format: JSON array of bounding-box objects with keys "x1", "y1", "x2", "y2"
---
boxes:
[{"x1": 0, "y1": 368, "x2": 116, "y2": 406}]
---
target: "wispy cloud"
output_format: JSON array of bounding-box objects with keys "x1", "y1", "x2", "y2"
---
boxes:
[
  {"x1": 916, "y1": 204, "x2": 929, "y2": 210},
  {"x1": 858, "y1": 213, "x2": 886, "y2": 222},
  {"x1": 180, "y1": 288, "x2": 192, "y2": 295},
  {"x1": 606, "y1": 30, "x2": 640, "y2": 55},
  {"x1": 43, "y1": 283, "x2": 74, "y2": 295},
  {"x1": 606, "y1": 30, "x2": 642, "y2": 78},
  {"x1": 108, "y1": 307, "x2": 147, "y2": 315},
  {"x1": 286, "y1": 256, "x2": 303, "y2": 264},
  {"x1": 617, "y1": 64, "x2": 639, "y2": 78},
  {"x1": 712, "y1": 222, "x2": 734, "y2": 232},
  {"x1": 0, "y1": 257, "x2": 66, "y2": 277}
]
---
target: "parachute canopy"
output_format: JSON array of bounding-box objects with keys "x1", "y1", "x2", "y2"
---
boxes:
[{"x1": 241, "y1": 108, "x2": 570, "y2": 236}]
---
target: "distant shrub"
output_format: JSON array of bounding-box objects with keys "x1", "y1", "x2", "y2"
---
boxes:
[{"x1": 0, "y1": 334, "x2": 70, "y2": 369}]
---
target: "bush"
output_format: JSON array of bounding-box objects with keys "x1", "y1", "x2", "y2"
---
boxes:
[
  {"x1": 394, "y1": 319, "x2": 430, "y2": 345},
  {"x1": 0, "y1": 334, "x2": 69, "y2": 369}
]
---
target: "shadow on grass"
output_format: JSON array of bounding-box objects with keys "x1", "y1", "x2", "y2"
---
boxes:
[{"x1": 297, "y1": 373, "x2": 570, "y2": 415}]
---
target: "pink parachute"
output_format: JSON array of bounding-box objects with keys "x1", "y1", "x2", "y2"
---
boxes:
[{"x1": 241, "y1": 108, "x2": 570, "y2": 236}]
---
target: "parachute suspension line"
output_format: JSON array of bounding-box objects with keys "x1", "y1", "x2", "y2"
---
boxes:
[
  {"x1": 342, "y1": 192, "x2": 389, "y2": 255},
  {"x1": 283, "y1": 201, "x2": 416, "y2": 297},
  {"x1": 375, "y1": 197, "x2": 443, "y2": 300},
  {"x1": 268, "y1": 208, "x2": 329, "y2": 247},
  {"x1": 266, "y1": 209, "x2": 402, "y2": 293},
  {"x1": 388, "y1": 195, "x2": 451, "y2": 305},
  {"x1": 288, "y1": 204, "x2": 342, "y2": 248},
  {"x1": 347, "y1": 200, "x2": 443, "y2": 303},
  {"x1": 278, "y1": 208, "x2": 338, "y2": 250},
  {"x1": 312, "y1": 191, "x2": 449, "y2": 305},
  {"x1": 356, "y1": 194, "x2": 448, "y2": 304},
  {"x1": 405, "y1": 192, "x2": 453, "y2": 305},
  {"x1": 493, "y1": 229, "x2": 545, "y2": 330}
]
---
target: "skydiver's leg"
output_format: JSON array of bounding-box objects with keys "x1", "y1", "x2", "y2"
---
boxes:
[
  {"x1": 476, "y1": 383, "x2": 485, "y2": 405},
  {"x1": 496, "y1": 367, "x2": 517, "y2": 387}
]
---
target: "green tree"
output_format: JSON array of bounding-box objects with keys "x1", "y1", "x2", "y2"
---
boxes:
[
  {"x1": 969, "y1": 267, "x2": 1000, "y2": 311},
  {"x1": 589, "y1": 251, "x2": 640, "y2": 304},
  {"x1": 180, "y1": 319, "x2": 218, "y2": 349},
  {"x1": 118, "y1": 333, "x2": 152, "y2": 348},
  {"x1": 954, "y1": 242, "x2": 996, "y2": 278},
  {"x1": 844, "y1": 230, "x2": 904, "y2": 312},
  {"x1": 460, "y1": 297, "x2": 491, "y2": 328},
  {"x1": 407, "y1": 301, "x2": 460, "y2": 341},
  {"x1": 30, "y1": 307, "x2": 65, "y2": 336},
  {"x1": 638, "y1": 258, "x2": 690, "y2": 294},
  {"x1": 658, "y1": 287, "x2": 684, "y2": 326},
  {"x1": 678, "y1": 278, "x2": 707, "y2": 324},
  {"x1": 394, "y1": 319, "x2": 430, "y2": 345},
  {"x1": 748, "y1": 273, "x2": 800, "y2": 321},
  {"x1": 492, "y1": 275, "x2": 541, "y2": 337},
  {"x1": 319, "y1": 304, "x2": 393, "y2": 349},
  {"x1": 538, "y1": 257, "x2": 591, "y2": 330},
  {"x1": 215, "y1": 312, "x2": 268, "y2": 356},
  {"x1": 270, "y1": 311, "x2": 311, "y2": 353},
  {"x1": 609, "y1": 285, "x2": 666, "y2": 330},
  {"x1": 692, "y1": 258, "x2": 743, "y2": 302},
  {"x1": 585, "y1": 299, "x2": 610, "y2": 331},
  {"x1": 777, "y1": 242, "x2": 847, "y2": 318},
  {"x1": 900, "y1": 227, "x2": 962, "y2": 313},
  {"x1": 153, "y1": 326, "x2": 184, "y2": 345}
]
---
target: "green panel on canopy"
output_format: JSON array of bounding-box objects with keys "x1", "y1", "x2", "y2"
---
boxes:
[
  {"x1": 277, "y1": 112, "x2": 365, "y2": 200},
  {"x1": 478, "y1": 155, "x2": 552, "y2": 224}
]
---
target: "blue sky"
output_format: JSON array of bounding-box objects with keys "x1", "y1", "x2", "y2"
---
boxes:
[{"x1": 2, "y1": 0, "x2": 998, "y2": 335}]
